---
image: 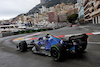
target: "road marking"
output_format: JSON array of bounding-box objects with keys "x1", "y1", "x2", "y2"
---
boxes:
[
  {"x1": 88, "y1": 42, "x2": 100, "y2": 44},
  {"x1": 12, "y1": 31, "x2": 47, "y2": 41},
  {"x1": 86, "y1": 33, "x2": 93, "y2": 35},
  {"x1": 12, "y1": 38, "x2": 24, "y2": 41},
  {"x1": 25, "y1": 31, "x2": 47, "y2": 38},
  {"x1": 65, "y1": 33, "x2": 82, "y2": 37},
  {"x1": 29, "y1": 38, "x2": 38, "y2": 40},
  {"x1": 92, "y1": 32, "x2": 100, "y2": 35}
]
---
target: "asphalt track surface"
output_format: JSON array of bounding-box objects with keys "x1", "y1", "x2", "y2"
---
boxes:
[{"x1": 0, "y1": 26, "x2": 100, "y2": 67}]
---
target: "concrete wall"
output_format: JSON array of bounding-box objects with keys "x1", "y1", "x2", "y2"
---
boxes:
[
  {"x1": 0, "y1": 33, "x2": 2, "y2": 38},
  {"x1": 2, "y1": 32, "x2": 14, "y2": 37}
]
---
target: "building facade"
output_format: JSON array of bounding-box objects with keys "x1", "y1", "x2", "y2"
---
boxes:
[
  {"x1": 83, "y1": 0, "x2": 100, "y2": 24},
  {"x1": 90, "y1": 0, "x2": 100, "y2": 24},
  {"x1": 66, "y1": 8, "x2": 78, "y2": 17},
  {"x1": 83, "y1": 0, "x2": 92, "y2": 23},
  {"x1": 48, "y1": 12, "x2": 55, "y2": 23},
  {"x1": 39, "y1": 6, "x2": 48, "y2": 14},
  {"x1": 78, "y1": 6, "x2": 84, "y2": 23},
  {"x1": 77, "y1": 0, "x2": 83, "y2": 3}
]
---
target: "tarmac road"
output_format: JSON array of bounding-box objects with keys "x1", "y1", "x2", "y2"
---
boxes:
[{"x1": 0, "y1": 26, "x2": 100, "y2": 67}]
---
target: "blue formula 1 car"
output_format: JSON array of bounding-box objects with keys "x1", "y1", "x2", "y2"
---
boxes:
[{"x1": 16, "y1": 34, "x2": 88, "y2": 61}]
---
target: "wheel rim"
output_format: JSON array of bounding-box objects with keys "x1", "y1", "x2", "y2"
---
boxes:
[
  {"x1": 50, "y1": 45, "x2": 61, "y2": 61},
  {"x1": 19, "y1": 45, "x2": 22, "y2": 51},
  {"x1": 51, "y1": 48, "x2": 58, "y2": 58},
  {"x1": 51, "y1": 47, "x2": 60, "y2": 60}
]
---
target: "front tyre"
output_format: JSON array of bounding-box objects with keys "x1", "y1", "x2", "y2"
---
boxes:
[
  {"x1": 50, "y1": 44, "x2": 64, "y2": 61},
  {"x1": 19, "y1": 41, "x2": 27, "y2": 52}
]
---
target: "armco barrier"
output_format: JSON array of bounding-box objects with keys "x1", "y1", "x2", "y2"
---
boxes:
[{"x1": 2, "y1": 32, "x2": 14, "y2": 37}]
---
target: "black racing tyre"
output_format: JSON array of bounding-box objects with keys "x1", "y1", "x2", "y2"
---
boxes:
[
  {"x1": 50, "y1": 44, "x2": 65, "y2": 61},
  {"x1": 75, "y1": 39, "x2": 87, "y2": 52},
  {"x1": 19, "y1": 41, "x2": 27, "y2": 52}
]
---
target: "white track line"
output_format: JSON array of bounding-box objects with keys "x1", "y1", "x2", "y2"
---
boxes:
[
  {"x1": 92, "y1": 32, "x2": 100, "y2": 35},
  {"x1": 65, "y1": 33, "x2": 82, "y2": 37},
  {"x1": 88, "y1": 42, "x2": 100, "y2": 44},
  {"x1": 12, "y1": 32, "x2": 47, "y2": 41}
]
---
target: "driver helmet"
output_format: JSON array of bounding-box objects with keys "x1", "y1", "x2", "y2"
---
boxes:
[{"x1": 45, "y1": 32, "x2": 50, "y2": 38}]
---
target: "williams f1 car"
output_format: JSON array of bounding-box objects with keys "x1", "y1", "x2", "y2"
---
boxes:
[{"x1": 16, "y1": 34, "x2": 88, "y2": 61}]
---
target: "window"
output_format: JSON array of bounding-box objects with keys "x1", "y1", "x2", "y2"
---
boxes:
[
  {"x1": 92, "y1": 9, "x2": 94, "y2": 12},
  {"x1": 10, "y1": 26, "x2": 14, "y2": 28},
  {"x1": 97, "y1": 16, "x2": 98, "y2": 23},
  {"x1": 97, "y1": 5, "x2": 100, "y2": 9},
  {"x1": 94, "y1": 17, "x2": 95, "y2": 23},
  {"x1": 15, "y1": 26, "x2": 18, "y2": 28},
  {"x1": 91, "y1": 3, "x2": 94, "y2": 7}
]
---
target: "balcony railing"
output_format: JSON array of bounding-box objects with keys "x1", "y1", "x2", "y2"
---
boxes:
[
  {"x1": 84, "y1": 0, "x2": 90, "y2": 6},
  {"x1": 84, "y1": 13, "x2": 90, "y2": 18},
  {"x1": 85, "y1": 17, "x2": 92, "y2": 21},
  {"x1": 84, "y1": 9, "x2": 90, "y2": 15},
  {"x1": 89, "y1": 6, "x2": 94, "y2": 12},
  {"x1": 84, "y1": 4, "x2": 90, "y2": 11},
  {"x1": 94, "y1": 1, "x2": 100, "y2": 9},
  {"x1": 90, "y1": 8, "x2": 100, "y2": 16}
]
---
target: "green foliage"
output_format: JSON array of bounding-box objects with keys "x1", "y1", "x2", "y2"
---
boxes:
[
  {"x1": 41, "y1": 29, "x2": 43, "y2": 31},
  {"x1": 18, "y1": 31, "x2": 22, "y2": 34},
  {"x1": 24, "y1": 31, "x2": 27, "y2": 33},
  {"x1": 67, "y1": 13, "x2": 78, "y2": 24},
  {"x1": 35, "y1": 30, "x2": 38, "y2": 32},
  {"x1": 46, "y1": 29, "x2": 48, "y2": 31},
  {"x1": 29, "y1": 30, "x2": 33, "y2": 33}
]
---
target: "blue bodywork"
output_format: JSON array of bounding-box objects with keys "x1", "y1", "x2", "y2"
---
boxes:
[{"x1": 34, "y1": 36, "x2": 76, "y2": 51}]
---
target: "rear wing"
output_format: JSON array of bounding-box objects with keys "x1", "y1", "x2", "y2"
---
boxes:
[{"x1": 69, "y1": 34, "x2": 88, "y2": 41}]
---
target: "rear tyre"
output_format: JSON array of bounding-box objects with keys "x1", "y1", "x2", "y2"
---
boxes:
[
  {"x1": 19, "y1": 41, "x2": 27, "y2": 52},
  {"x1": 50, "y1": 44, "x2": 65, "y2": 61}
]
